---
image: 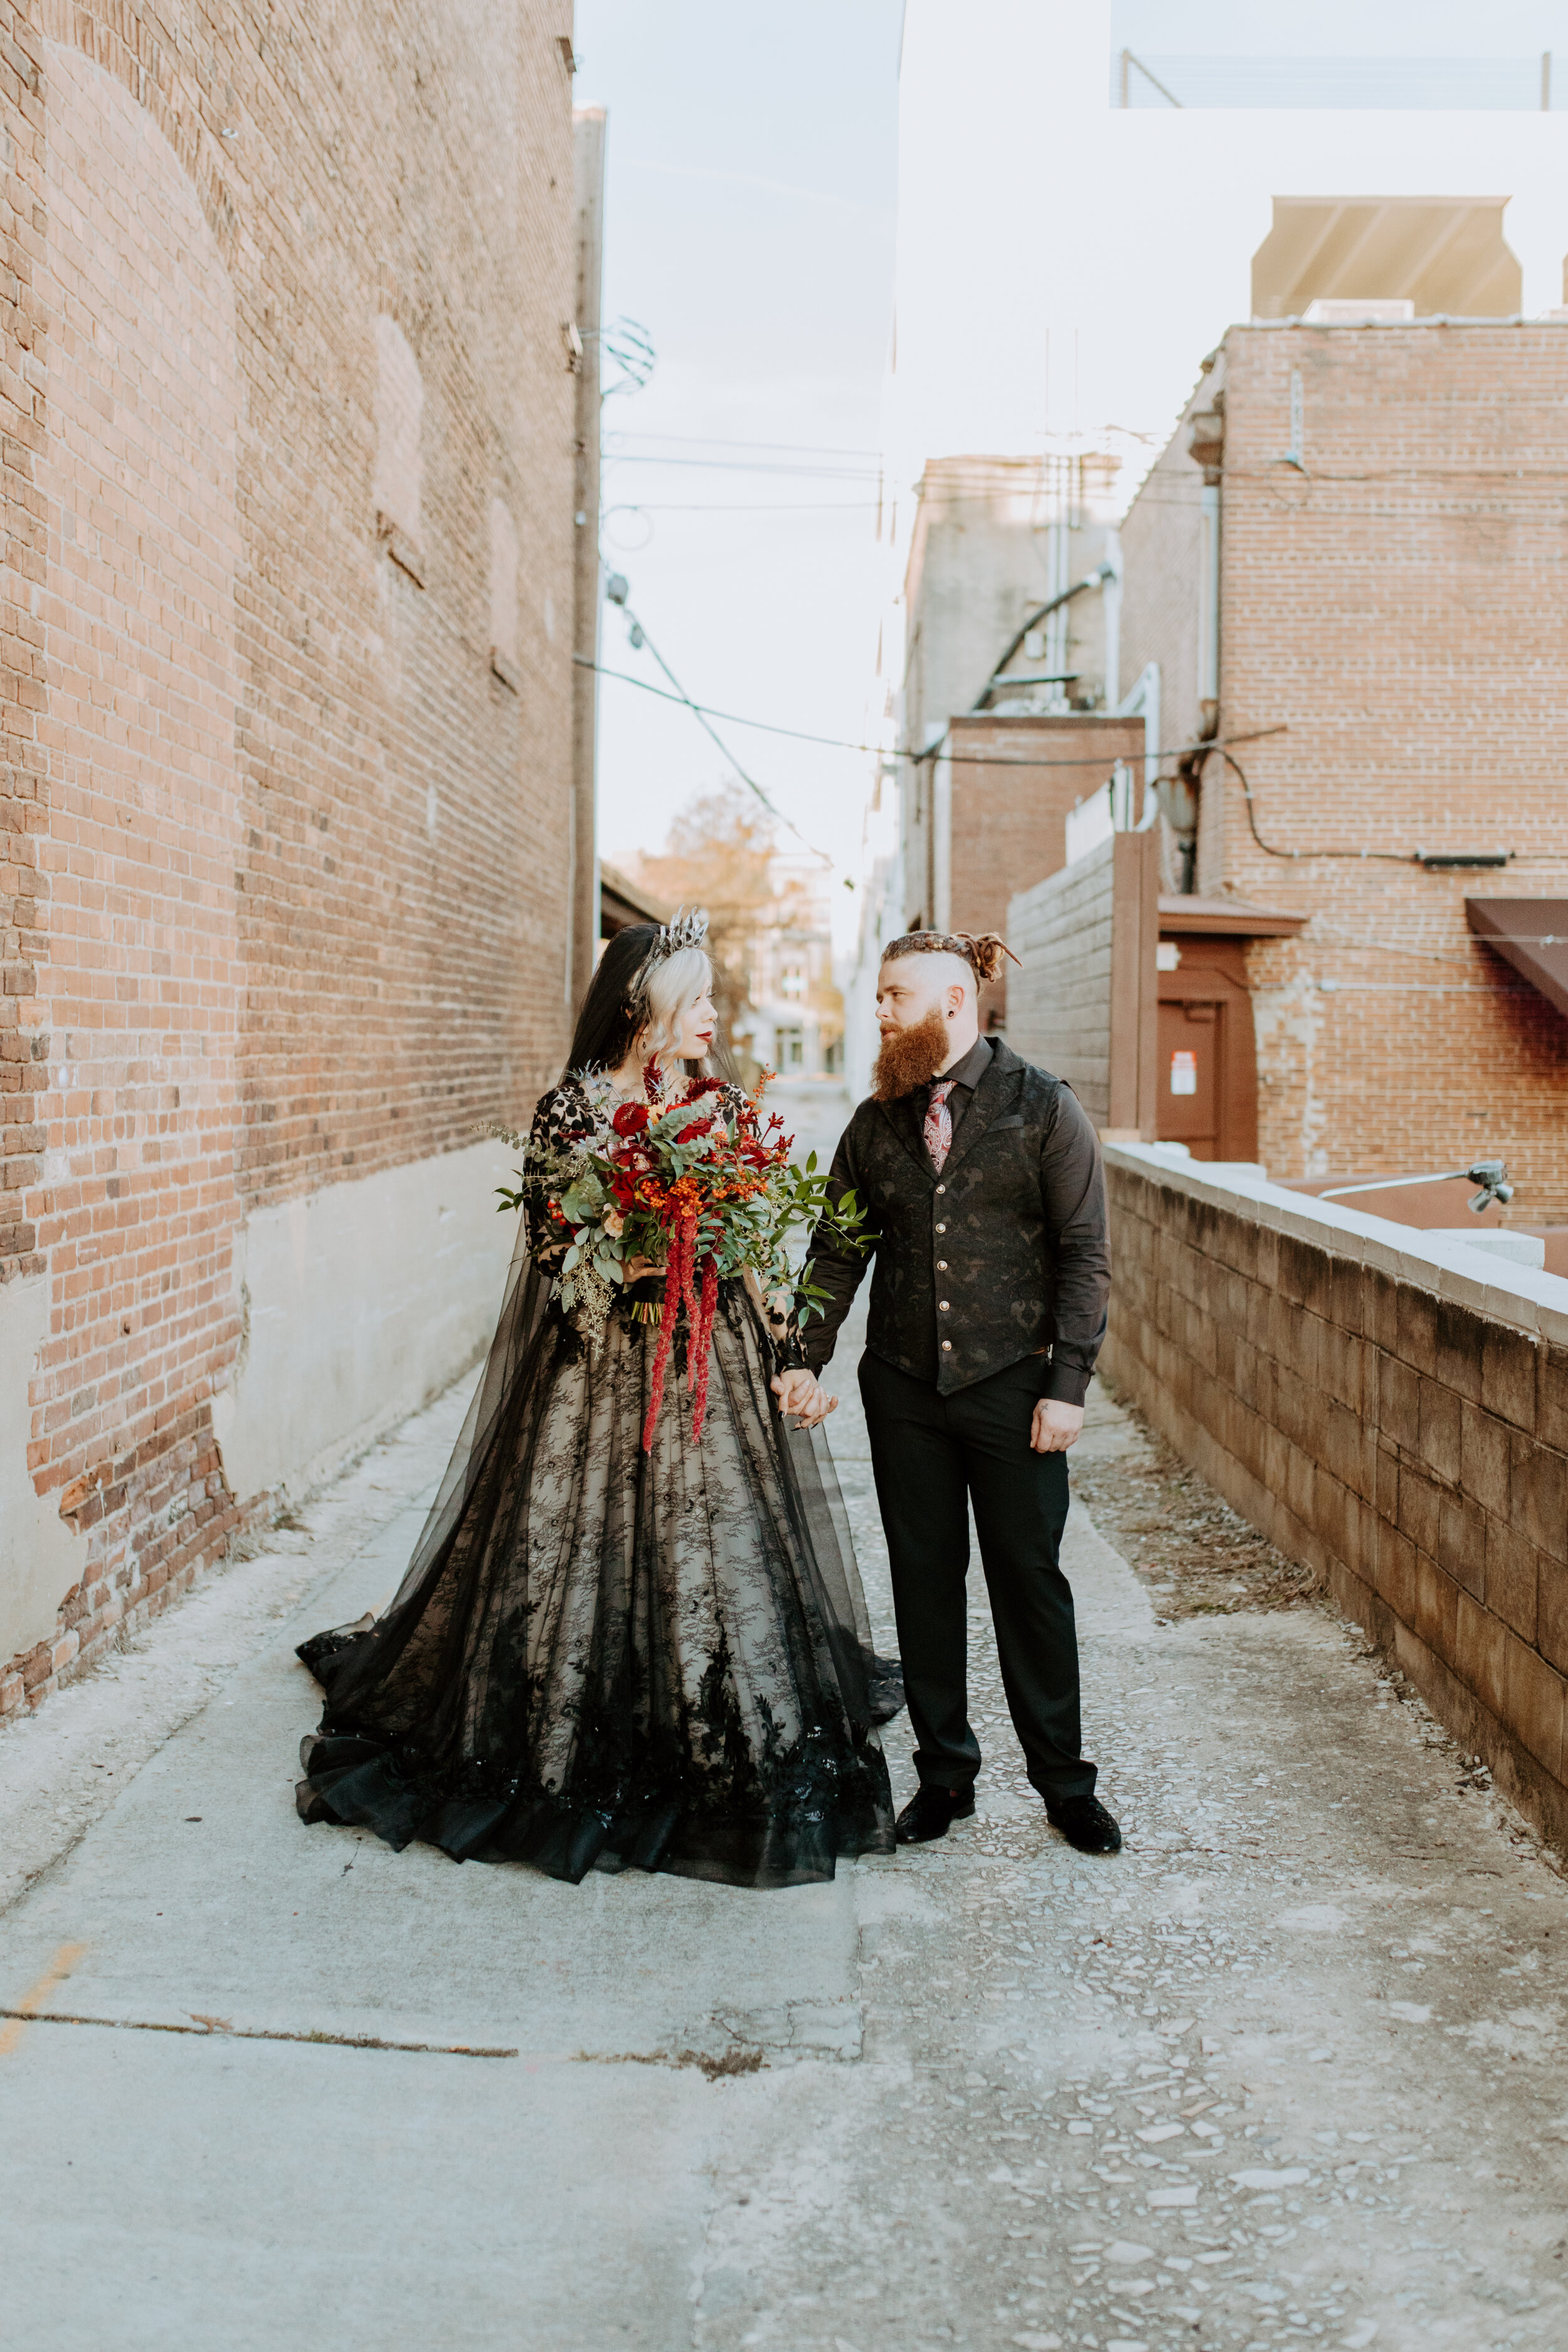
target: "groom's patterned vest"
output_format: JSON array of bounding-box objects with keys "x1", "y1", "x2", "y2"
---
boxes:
[{"x1": 802, "y1": 1040, "x2": 1110, "y2": 1401}]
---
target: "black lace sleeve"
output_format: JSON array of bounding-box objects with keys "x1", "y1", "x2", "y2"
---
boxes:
[
  {"x1": 522, "y1": 1079, "x2": 599, "y2": 1276},
  {"x1": 756, "y1": 1280, "x2": 809, "y2": 1372}
]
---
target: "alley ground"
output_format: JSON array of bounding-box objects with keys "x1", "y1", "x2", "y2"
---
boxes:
[{"x1": 3, "y1": 1084, "x2": 1567, "y2": 2351}]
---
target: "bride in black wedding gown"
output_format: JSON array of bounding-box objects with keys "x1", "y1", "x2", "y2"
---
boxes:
[{"x1": 295, "y1": 916, "x2": 900, "y2": 1887}]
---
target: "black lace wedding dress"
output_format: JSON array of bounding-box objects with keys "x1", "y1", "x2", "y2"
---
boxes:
[{"x1": 295, "y1": 1072, "x2": 901, "y2": 1888}]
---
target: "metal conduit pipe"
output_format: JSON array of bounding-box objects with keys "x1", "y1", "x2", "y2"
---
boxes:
[{"x1": 971, "y1": 561, "x2": 1116, "y2": 712}]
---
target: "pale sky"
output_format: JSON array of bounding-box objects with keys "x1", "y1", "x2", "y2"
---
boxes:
[
  {"x1": 573, "y1": 1, "x2": 901, "y2": 902},
  {"x1": 575, "y1": 1, "x2": 1568, "y2": 931}
]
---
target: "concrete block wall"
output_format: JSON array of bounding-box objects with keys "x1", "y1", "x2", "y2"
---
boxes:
[
  {"x1": 0, "y1": 3, "x2": 576, "y2": 1719},
  {"x1": 1009, "y1": 842, "x2": 1116, "y2": 1120},
  {"x1": 1102, "y1": 1144, "x2": 1568, "y2": 1850},
  {"x1": 1009, "y1": 830, "x2": 1158, "y2": 1133},
  {"x1": 943, "y1": 712, "x2": 1143, "y2": 1030}
]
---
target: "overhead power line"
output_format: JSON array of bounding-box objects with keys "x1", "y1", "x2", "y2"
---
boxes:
[
  {"x1": 592, "y1": 612, "x2": 835, "y2": 869},
  {"x1": 605, "y1": 431, "x2": 882, "y2": 457},
  {"x1": 586, "y1": 660, "x2": 1558, "y2": 867},
  {"x1": 578, "y1": 654, "x2": 1286, "y2": 771}
]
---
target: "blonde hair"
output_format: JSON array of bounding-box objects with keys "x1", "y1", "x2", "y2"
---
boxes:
[{"x1": 638, "y1": 943, "x2": 713, "y2": 1060}]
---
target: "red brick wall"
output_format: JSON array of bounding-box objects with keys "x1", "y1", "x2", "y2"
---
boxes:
[
  {"x1": 1, "y1": 9, "x2": 48, "y2": 1288},
  {"x1": 1, "y1": 3, "x2": 576, "y2": 1715},
  {"x1": 1103, "y1": 1148, "x2": 1568, "y2": 1854},
  {"x1": 1122, "y1": 323, "x2": 1568, "y2": 1219},
  {"x1": 1118, "y1": 378, "x2": 1207, "y2": 753}
]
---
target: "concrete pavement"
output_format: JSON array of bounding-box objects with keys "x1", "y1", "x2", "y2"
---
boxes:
[{"x1": 4, "y1": 1081, "x2": 1568, "y2": 2349}]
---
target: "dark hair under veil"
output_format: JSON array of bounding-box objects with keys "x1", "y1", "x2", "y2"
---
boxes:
[
  {"x1": 563, "y1": 923, "x2": 660, "y2": 1077},
  {"x1": 294, "y1": 919, "x2": 901, "y2": 1885}
]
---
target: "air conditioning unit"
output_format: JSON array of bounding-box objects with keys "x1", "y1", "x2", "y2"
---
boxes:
[{"x1": 1301, "y1": 298, "x2": 1416, "y2": 324}]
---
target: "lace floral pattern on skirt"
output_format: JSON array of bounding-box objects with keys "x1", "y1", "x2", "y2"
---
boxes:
[{"x1": 296, "y1": 1276, "x2": 900, "y2": 1888}]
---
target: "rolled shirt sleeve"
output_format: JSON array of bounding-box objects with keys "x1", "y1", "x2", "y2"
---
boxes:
[
  {"x1": 1037, "y1": 1085, "x2": 1111, "y2": 1406},
  {"x1": 799, "y1": 1125, "x2": 872, "y2": 1373}
]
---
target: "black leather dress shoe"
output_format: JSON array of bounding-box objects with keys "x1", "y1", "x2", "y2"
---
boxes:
[
  {"x1": 894, "y1": 1784, "x2": 977, "y2": 1845},
  {"x1": 1044, "y1": 1794, "x2": 1122, "y2": 1854}
]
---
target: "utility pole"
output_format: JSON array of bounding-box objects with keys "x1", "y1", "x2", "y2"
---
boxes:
[{"x1": 569, "y1": 106, "x2": 606, "y2": 1012}]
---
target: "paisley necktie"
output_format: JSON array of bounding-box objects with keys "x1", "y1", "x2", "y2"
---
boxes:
[{"x1": 924, "y1": 1079, "x2": 956, "y2": 1173}]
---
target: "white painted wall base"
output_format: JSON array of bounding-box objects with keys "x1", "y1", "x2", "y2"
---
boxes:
[
  {"x1": 0, "y1": 1276, "x2": 85, "y2": 1666},
  {"x1": 213, "y1": 1140, "x2": 521, "y2": 1507}
]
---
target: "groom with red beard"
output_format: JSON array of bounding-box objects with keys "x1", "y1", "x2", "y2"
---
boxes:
[{"x1": 796, "y1": 930, "x2": 1120, "y2": 1855}]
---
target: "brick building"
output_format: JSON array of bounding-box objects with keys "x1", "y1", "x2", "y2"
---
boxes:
[
  {"x1": 0, "y1": 4, "x2": 580, "y2": 1715},
  {"x1": 911, "y1": 712, "x2": 1144, "y2": 1032},
  {"x1": 736, "y1": 855, "x2": 844, "y2": 1080},
  {"x1": 1118, "y1": 319, "x2": 1568, "y2": 1221},
  {"x1": 847, "y1": 451, "x2": 1140, "y2": 1042}
]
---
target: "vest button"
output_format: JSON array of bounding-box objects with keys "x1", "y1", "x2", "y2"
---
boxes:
[
  {"x1": 936, "y1": 1259, "x2": 947, "y2": 1271},
  {"x1": 935, "y1": 1222, "x2": 946, "y2": 1234},
  {"x1": 941, "y1": 1339, "x2": 953, "y2": 1351},
  {"x1": 935, "y1": 1183, "x2": 946, "y2": 1194},
  {"x1": 938, "y1": 1300, "x2": 950, "y2": 1311}
]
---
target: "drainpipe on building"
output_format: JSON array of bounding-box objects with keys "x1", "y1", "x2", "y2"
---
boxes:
[
  {"x1": 1101, "y1": 528, "x2": 1123, "y2": 714},
  {"x1": 1187, "y1": 399, "x2": 1224, "y2": 740},
  {"x1": 569, "y1": 107, "x2": 607, "y2": 1013},
  {"x1": 1197, "y1": 482, "x2": 1221, "y2": 738}
]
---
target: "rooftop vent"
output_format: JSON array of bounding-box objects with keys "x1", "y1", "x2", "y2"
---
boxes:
[{"x1": 1301, "y1": 297, "x2": 1416, "y2": 324}]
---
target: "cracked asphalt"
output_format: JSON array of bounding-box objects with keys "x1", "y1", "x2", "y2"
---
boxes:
[{"x1": 3, "y1": 1084, "x2": 1566, "y2": 2350}]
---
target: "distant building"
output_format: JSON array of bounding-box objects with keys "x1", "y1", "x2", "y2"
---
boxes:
[
  {"x1": 1030, "y1": 315, "x2": 1568, "y2": 1219},
  {"x1": 845, "y1": 451, "x2": 1143, "y2": 1052},
  {"x1": 736, "y1": 857, "x2": 844, "y2": 1081}
]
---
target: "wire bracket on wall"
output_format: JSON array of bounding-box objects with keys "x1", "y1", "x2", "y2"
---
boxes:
[{"x1": 1213, "y1": 743, "x2": 1513, "y2": 868}]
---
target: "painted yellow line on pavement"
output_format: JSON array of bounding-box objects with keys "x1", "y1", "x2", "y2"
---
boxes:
[{"x1": 0, "y1": 1944, "x2": 88, "y2": 2058}]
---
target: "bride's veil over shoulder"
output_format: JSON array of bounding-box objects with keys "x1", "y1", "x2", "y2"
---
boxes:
[{"x1": 302, "y1": 1125, "x2": 901, "y2": 1752}]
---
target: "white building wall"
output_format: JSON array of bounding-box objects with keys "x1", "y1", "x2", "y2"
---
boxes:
[
  {"x1": 886, "y1": 1, "x2": 1568, "y2": 533},
  {"x1": 212, "y1": 1142, "x2": 518, "y2": 1507}
]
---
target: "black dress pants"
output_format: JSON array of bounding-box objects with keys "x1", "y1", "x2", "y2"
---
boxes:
[{"x1": 859, "y1": 1350, "x2": 1095, "y2": 1801}]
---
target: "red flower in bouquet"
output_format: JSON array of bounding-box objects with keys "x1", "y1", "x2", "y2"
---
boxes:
[{"x1": 512, "y1": 1069, "x2": 866, "y2": 1454}]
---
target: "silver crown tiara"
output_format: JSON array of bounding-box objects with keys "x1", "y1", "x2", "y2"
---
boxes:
[
  {"x1": 650, "y1": 906, "x2": 709, "y2": 958},
  {"x1": 625, "y1": 906, "x2": 710, "y2": 1014}
]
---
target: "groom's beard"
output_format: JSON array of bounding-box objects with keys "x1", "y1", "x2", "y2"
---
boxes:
[{"x1": 872, "y1": 1008, "x2": 951, "y2": 1101}]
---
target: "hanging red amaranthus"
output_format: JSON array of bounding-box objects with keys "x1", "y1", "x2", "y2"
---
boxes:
[
  {"x1": 503, "y1": 1069, "x2": 869, "y2": 1457},
  {"x1": 638, "y1": 1210, "x2": 723, "y2": 1452},
  {"x1": 640, "y1": 1212, "x2": 691, "y2": 1454}
]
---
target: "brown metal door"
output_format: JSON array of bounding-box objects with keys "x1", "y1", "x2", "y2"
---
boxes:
[{"x1": 1157, "y1": 999, "x2": 1221, "y2": 1157}]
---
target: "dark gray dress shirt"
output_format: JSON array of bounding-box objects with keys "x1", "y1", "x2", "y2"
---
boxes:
[{"x1": 926, "y1": 1033, "x2": 995, "y2": 1155}]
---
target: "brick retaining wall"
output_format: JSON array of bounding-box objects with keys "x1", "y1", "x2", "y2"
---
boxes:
[{"x1": 1102, "y1": 1144, "x2": 1568, "y2": 1848}]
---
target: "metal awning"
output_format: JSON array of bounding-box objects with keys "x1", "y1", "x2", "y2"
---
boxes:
[
  {"x1": 600, "y1": 860, "x2": 669, "y2": 936},
  {"x1": 1158, "y1": 894, "x2": 1307, "y2": 938},
  {"x1": 1466, "y1": 896, "x2": 1568, "y2": 1022}
]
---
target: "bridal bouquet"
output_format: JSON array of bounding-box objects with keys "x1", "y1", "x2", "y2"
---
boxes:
[{"x1": 499, "y1": 1074, "x2": 865, "y2": 1450}]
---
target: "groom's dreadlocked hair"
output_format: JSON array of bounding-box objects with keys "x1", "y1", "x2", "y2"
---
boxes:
[{"x1": 882, "y1": 928, "x2": 1020, "y2": 988}]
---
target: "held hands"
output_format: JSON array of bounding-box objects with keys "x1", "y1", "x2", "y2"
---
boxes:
[
  {"x1": 1030, "y1": 1397, "x2": 1084, "y2": 1454},
  {"x1": 770, "y1": 1365, "x2": 837, "y2": 1429}
]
